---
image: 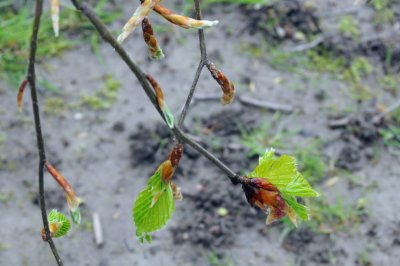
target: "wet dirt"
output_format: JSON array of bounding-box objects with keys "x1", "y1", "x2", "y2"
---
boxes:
[{"x1": 1, "y1": 0, "x2": 400, "y2": 265}]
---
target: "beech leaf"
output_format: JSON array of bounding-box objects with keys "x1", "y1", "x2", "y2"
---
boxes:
[{"x1": 133, "y1": 170, "x2": 174, "y2": 243}]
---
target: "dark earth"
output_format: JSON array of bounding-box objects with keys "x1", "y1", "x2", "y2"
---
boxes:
[{"x1": 1, "y1": 0, "x2": 400, "y2": 265}]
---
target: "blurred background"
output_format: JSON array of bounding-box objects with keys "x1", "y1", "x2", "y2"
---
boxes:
[{"x1": 1, "y1": 0, "x2": 400, "y2": 265}]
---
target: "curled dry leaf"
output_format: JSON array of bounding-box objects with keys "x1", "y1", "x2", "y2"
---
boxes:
[
  {"x1": 45, "y1": 161, "x2": 81, "y2": 224},
  {"x1": 146, "y1": 74, "x2": 175, "y2": 128},
  {"x1": 153, "y1": 4, "x2": 218, "y2": 29},
  {"x1": 207, "y1": 62, "x2": 235, "y2": 105},
  {"x1": 17, "y1": 79, "x2": 28, "y2": 112},
  {"x1": 171, "y1": 182, "x2": 183, "y2": 201},
  {"x1": 142, "y1": 17, "x2": 164, "y2": 60},
  {"x1": 51, "y1": 0, "x2": 60, "y2": 37}
]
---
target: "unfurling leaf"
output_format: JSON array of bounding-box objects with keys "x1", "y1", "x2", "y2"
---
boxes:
[
  {"x1": 45, "y1": 161, "x2": 81, "y2": 224},
  {"x1": 243, "y1": 148, "x2": 319, "y2": 226},
  {"x1": 132, "y1": 144, "x2": 183, "y2": 242},
  {"x1": 153, "y1": 4, "x2": 218, "y2": 29},
  {"x1": 142, "y1": 17, "x2": 164, "y2": 60},
  {"x1": 146, "y1": 74, "x2": 175, "y2": 128},
  {"x1": 50, "y1": 0, "x2": 60, "y2": 37},
  {"x1": 41, "y1": 209, "x2": 71, "y2": 241},
  {"x1": 17, "y1": 79, "x2": 28, "y2": 112},
  {"x1": 133, "y1": 170, "x2": 174, "y2": 243},
  {"x1": 117, "y1": 0, "x2": 159, "y2": 43},
  {"x1": 207, "y1": 62, "x2": 235, "y2": 105}
]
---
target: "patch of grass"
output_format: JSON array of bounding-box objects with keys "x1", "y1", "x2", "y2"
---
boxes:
[
  {"x1": 379, "y1": 75, "x2": 398, "y2": 94},
  {"x1": 295, "y1": 141, "x2": 326, "y2": 184},
  {"x1": 379, "y1": 125, "x2": 400, "y2": 148},
  {"x1": 207, "y1": 252, "x2": 234, "y2": 266},
  {"x1": 0, "y1": 191, "x2": 14, "y2": 204},
  {"x1": 0, "y1": 0, "x2": 121, "y2": 87},
  {"x1": 343, "y1": 57, "x2": 373, "y2": 83},
  {"x1": 80, "y1": 75, "x2": 121, "y2": 110},
  {"x1": 307, "y1": 196, "x2": 368, "y2": 233},
  {"x1": 371, "y1": 0, "x2": 395, "y2": 25},
  {"x1": 240, "y1": 114, "x2": 290, "y2": 157},
  {"x1": 43, "y1": 97, "x2": 67, "y2": 115},
  {"x1": 338, "y1": 16, "x2": 360, "y2": 40}
]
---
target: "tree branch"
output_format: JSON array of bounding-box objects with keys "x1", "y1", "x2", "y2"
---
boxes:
[
  {"x1": 28, "y1": 0, "x2": 63, "y2": 265},
  {"x1": 70, "y1": 0, "x2": 244, "y2": 186},
  {"x1": 178, "y1": 0, "x2": 208, "y2": 128}
]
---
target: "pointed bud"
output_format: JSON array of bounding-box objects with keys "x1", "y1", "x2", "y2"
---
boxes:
[
  {"x1": 168, "y1": 144, "x2": 183, "y2": 167},
  {"x1": 117, "y1": 0, "x2": 159, "y2": 43},
  {"x1": 51, "y1": 0, "x2": 60, "y2": 37},
  {"x1": 153, "y1": 4, "x2": 218, "y2": 29},
  {"x1": 45, "y1": 162, "x2": 81, "y2": 224},
  {"x1": 17, "y1": 79, "x2": 28, "y2": 112},
  {"x1": 142, "y1": 17, "x2": 164, "y2": 60},
  {"x1": 207, "y1": 62, "x2": 235, "y2": 105},
  {"x1": 146, "y1": 74, "x2": 175, "y2": 128}
]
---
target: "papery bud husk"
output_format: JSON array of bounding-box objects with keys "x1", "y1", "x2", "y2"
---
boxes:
[
  {"x1": 171, "y1": 182, "x2": 183, "y2": 201},
  {"x1": 242, "y1": 177, "x2": 294, "y2": 225},
  {"x1": 117, "y1": 0, "x2": 159, "y2": 43},
  {"x1": 51, "y1": 0, "x2": 60, "y2": 37},
  {"x1": 153, "y1": 4, "x2": 218, "y2": 29}
]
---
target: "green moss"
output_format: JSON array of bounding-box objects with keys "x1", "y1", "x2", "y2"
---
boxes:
[
  {"x1": 307, "y1": 196, "x2": 368, "y2": 233},
  {"x1": 338, "y1": 16, "x2": 360, "y2": 40},
  {"x1": 80, "y1": 75, "x2": 121, "y2": 110},
  {"x1": 43, "y1": 97, "x2": 67, "y2": 115}
]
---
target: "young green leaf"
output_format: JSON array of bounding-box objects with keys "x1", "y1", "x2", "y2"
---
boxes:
[
  {"x1": 248, "y1": 149, "x2": 297, "y2": 189},
  {"x1": 133, "y1": 171, "x2": 175, "y2": 242},
  {"x1": 47, "y1": 209, "x2": 71, "y2": 238},
  {"x1": 244, "y1": 148, "x2": 319, "y2": 225}
]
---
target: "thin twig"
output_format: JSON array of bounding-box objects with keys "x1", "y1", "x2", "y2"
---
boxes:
[
  {"x1": 178, "y1": 0, "x2": 208, "y2": 128},
  {"x1": 70, "y1": 0, "x2": 244, "y2": 186},
  {"x1": 28, "y1": 0, "x2": 63, "y2": 265},
  {"x1": 238, "y1": 96, "x2": 294, "y2": 113}
]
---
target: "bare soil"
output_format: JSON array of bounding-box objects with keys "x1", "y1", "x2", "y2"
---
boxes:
[{"x1": 1, "y1": 0, "x2": 400, "y2": 265}]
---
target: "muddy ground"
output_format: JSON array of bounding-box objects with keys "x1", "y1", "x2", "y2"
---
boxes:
[{"x1": 1, "y1": 0, "x2": 400, "y2": 265}]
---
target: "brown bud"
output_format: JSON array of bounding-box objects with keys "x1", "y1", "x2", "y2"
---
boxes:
[
  {"x1": 146, "y1": 74, "x2": 165, "y2": 109},
  {"x1": 207, "y1": 62, "x2": 235, "y2": 105},
  {"x1": 168, "y1": 144, "x2": 183, "y2": 167},
  {"x1": 17, "y1": 79, "x2": 28, "y2": 112},
  {"x1": 141, "y1": 17, "x2": 164, "y2": 60}
]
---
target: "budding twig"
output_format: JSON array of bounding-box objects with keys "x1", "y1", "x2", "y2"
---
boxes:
[
  {"x1": 28, "y1": 0, "x2": 63, "y2": 265},
  {"x1": 70, "y1": 0, "x2": 243, "y2": 186}
]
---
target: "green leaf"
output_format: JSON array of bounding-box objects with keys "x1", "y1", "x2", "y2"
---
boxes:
[
  {"x1": 133, "y1": 171, "x2": 174, "y2": 242},
  {"x1": 281, "y1": 194, "x2": 309, "y2": 221},
  {"x1": 247, "y1": 148, "x2": 320, "y2": 222},
  {"x1": 162, "y1": 105, "x2": 174, "y2": 129},
  {"x1": 248, "y1": 149, "x2": 297, "y2": 189},
  {"x1": 48, "y1": 209, "x2": 71, "y2": 238},
  {"x1": 70, "y1": 208, "x2": 81, "y2": 225},
  {"x1": 281, "y1": 174, "x2": 320, "y2": 197}
]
